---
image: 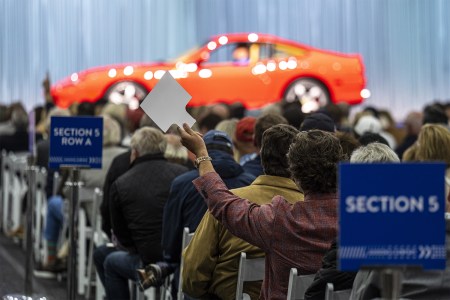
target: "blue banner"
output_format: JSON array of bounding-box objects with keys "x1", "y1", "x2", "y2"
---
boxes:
[
  {"x1": 339, "y1": 163, "x2": 446, "y2": 271},
  {"x1": 49, "y1": 116, "x2": 103, "y2": 169}
]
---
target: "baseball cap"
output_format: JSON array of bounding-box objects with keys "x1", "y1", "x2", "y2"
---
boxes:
[
  {"x1": 300, "y1": 113, "x2": 336, "y2": 132},
  {"x1": 354, "y1": 115, "x2": 382, "y2": 136},
  {"x1": 235, "y1": 116, "x2": 256, "y2": 142},
  {"x1": 203, "y1": 130, "x2": 233, "y2": 150}
]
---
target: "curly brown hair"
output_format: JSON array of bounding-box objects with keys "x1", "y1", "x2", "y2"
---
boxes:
[{"x1": 288, "y1": 130, "x2": 344, "y2": 194}]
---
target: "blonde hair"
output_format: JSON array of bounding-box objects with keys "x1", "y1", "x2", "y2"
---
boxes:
[
  {"x1": 215, "y1": 119, "x2": 238, "y2": 141},
  {"x1": 164, "y1": 134, "x2": 188, "y2": 165},
  {"x1": 417, "y1": 124, "x2": 450, "y2": 166},
  {"x1": 402, "y1": 144, "x2": 419, "y2": 162},
  {"x1": 103, "y1": 115, "x2": 122, "y2": 146}
]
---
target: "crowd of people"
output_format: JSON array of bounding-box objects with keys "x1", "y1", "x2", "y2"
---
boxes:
[{"x1": 0, "y1": 98, "x2": 450, "y2": 299}]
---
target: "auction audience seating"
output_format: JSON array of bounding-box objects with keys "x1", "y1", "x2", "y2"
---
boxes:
[
  {"x1": 177, "y1": 227, "x2": 195, "y2": 300},
  {"x1": 286, "y1": 268, "x2": 315, "y2": 300},
  {"x1": 325, "y1": 283, "x2": 351, "y2": 300},
  {"x1": 235, "y1": 252, "x2": 265, "y2": 300}
]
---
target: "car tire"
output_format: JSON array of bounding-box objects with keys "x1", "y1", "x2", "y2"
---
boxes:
[
  {"x1": 104, "y1": 81, "x2": 148, "y2": 110},
  {"x1": 283, "y1": 78, "x2": 330, "y2": 113}
]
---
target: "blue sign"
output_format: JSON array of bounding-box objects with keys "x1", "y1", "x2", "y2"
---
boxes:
[
  {"x1": 49, "y1": 116, "x2": 103, "y2": 169},
  {"x1": 339, "y1": 163, "x2": 446, "y2": 271}
]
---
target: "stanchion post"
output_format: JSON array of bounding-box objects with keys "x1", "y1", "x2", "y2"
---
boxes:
[
  {"x1": 67, "y1": 168, "x2": 80, "y2": 300},
  {"x1": 24, "y1": 155, "x2": 35, "y2": 296},
  {"x1": 380, "y1": 268, "x2": 401, "y2": 300}
]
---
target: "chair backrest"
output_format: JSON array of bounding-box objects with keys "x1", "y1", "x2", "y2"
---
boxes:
[
  {"x1": 325, "y1": 282, "x2": 351, "y2": 300},
  {"x1": 33, "y1": 167, "x2": 48, "y2": 264},
  {"x1": 286, "y1": 268, "x2": 315, "y2": 300},
  {"x1": 52, "y1": 171, "x2": 60, "y2": 196},
  {"x1": 1, "y1": 152, "x2": 13, "y2": 232},
  {"x1": 86, "y1": 188, "x2": 107, "y2": 300},
  {"x1": 235, "y1": 252, "x2": 265, "y2": 300},
  {"x1": 177, "y1": 227, "x2": 195, "y2": 300}
]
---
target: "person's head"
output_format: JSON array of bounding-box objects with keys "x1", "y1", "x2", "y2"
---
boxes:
[
  {"x1": 336, "y1": 131, "x2": 360, "y2": 160},
  {"x1": 362, "y1": 106, "x2": 380, "y2": 119},
  {"x1": 45, "y1": 107, "x2": 71, "y2": 133},
  {"x1": 416, "y1": 124, "x2": 450, "y2": 166},
  {"x1": 139, "y1": 114, "x2": 162, "y2": 131},
  {"x1": 0, "y1": 104, "x2": 9, "y2": 122},
  {"x1": 77, "y1": 101, "x2": 96, "y2": 116},
  {"x1": 215, "y1": 119, "x2": 238, "y2": 141},
  {"x1": 233, "y1": 43, "x2": 250, "y2": 62},
  {"x1": 198, "y1": 113, "x2": 224, "y2": 134},
  {"x1": 423, "y1": 104, "x2": 448, "y2": 125},
  {"x1": 103, "y1": 115, "x2": 122, "y2": 147},
  {"x1": 229, "y1": 102, "x2": 246, "y2": 119},
  {"x1": 10, "y1": 104, "x2": 28, "y2": 131},
  {"x1": 353, "y1": 115, "x2": 382, "y2": 138},
  {"x1": 94, "y1": 98, "x2": 108, "y2": 116},
  {"x1": 210, "y1": 103, "x2": 231, "y2": 119},
  {"x1": 350, "y1": 143, "x2": 400, "y2": 163},
  {"x1": 378, "y1": 110, "x2": 395, "y2": 130},
  {"x1": 164, "y1": 134, "x2": 188, "y2": 165},
  {"x1": 358, "y1": 132, "x2": 389, "y2": 147},
  {"x1": 404, "y1": 111, "x2": 423, "y2": 135},
  {"x1": 130, "y1": 127, "x2": 167, "y2": 162},
  {"x1": 300, "y1": 112, "x2": 336, "y2": 132},
  {"x1": 402, "y1": 143, "x2": 419, "y2": 162},
  {"x1": 282, "y1": 103, "x2": 305, "y2": 129},
  {"x1": 287, "y1": 130, "x2": 344, "y2": 194},
  {"x1": 261, "y1": 124, "x2": 299, "y2": 178},
  {"x1": 254, "y1": 113, "x2": 288, "y2": 148},
  {"x1": 319, "y1": 104, "x2": 343, "y2": 127},
  {"x1": 101, "y1": 103, "x2": 127, "y2": 138},
  {"x1": 203, "y1": 130, "x2": 234, "y2": 155},
  {"x1": 126, "y1": 107, "x2": 145, "y2": 134},
  {"x1": 234, "y1": 116, "x2": 256, "y2": 144}
]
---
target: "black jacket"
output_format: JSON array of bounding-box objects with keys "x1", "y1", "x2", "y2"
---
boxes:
[
  {"x1": 305, "y1": 241, "x2": 357, "y2": 300},
  {"x1": 101, "y1": 150, "x2": 131, "y2": 238},
  {"x1": 110, "y1": 153, "x2": 188, "y2": 264}
]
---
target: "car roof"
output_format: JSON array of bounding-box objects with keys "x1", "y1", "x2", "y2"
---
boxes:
[{"x1": 209, "y1": 32, "x2": 311, "y2": 50}]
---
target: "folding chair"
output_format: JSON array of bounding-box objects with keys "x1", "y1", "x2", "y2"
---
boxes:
[
  {"x1": 1, "y1": 151, "x2": 13, "y2": 232},
  {"x1": 286, "y1": 268, "x2": 315, "y2": 300},
  {"x1": 177, "y1": 227, "x2": 195, "y2": 300},
  {"x1": 77, "y1": 186, "x2": 97, "y2": 295},
  {"x1": 5, "y1": 154, "x2": 28, "y2": 235},
  {"x1": 235, "y1": 252, "x2": 265, "y2": 300},
  {"x1": 325, "y1": 283, "x2": 351, "y2": 300},
  {"x1": 33, "y1": 167, "x2": 48, "y2": 265},
  {"x1": 52, "y1": 171, "x2": 61, "y2": 196},
  {"x1": 134, "y1": 283, "x2": 161, "y2": 300}
]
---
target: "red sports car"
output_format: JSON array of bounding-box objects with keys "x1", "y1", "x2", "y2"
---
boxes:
[{"x1": 51, "y1": 33, "x2": 368, "y2": 113}]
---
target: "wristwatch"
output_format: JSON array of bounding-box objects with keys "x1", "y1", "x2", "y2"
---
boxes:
[{"x1": 194, "y1": 156, "x2": 212, "y2": 168}]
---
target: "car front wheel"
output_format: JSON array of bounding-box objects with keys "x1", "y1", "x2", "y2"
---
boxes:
[
  {"x1": 283, "y1": 78, "x2": 330, "y2": 113},
  {"x1": 105, "y1": 81, "x2": 148, "y2": 110}
]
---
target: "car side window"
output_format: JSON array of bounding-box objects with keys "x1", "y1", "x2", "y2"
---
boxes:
[
  {"x1": 205, "y1": 43, "x2": 255, "y2": 65},
  {"x1": 207, "y1": 44, "x2": 237, "y2": 63},
  {"x1": 258, "y1": 43, "x2": 273, "y2": 60},
  {"x1": 272, "y1": 43, "x2": 306, "y2": 58}
]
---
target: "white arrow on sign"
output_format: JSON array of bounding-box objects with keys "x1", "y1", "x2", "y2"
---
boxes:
[
  {"x1": 140, "y1": 71, "x2": 196, "y2": 132},
  {"x1": 418, "y1": 245, "x2": 432, "y2": 259}
]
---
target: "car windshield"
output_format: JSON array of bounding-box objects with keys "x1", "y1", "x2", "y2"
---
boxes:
[{"x1": 169, "y1": 46, "x2": 200, "y2": 62}]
